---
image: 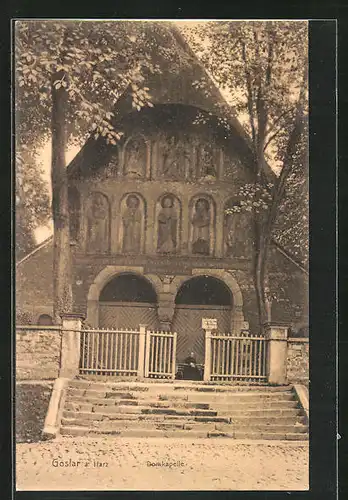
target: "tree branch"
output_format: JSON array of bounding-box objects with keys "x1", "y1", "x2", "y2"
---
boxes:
[
  {"x1": 263, "y1": 126, "x2": 283, "y2": 152},
  {"x1": 241, "y1": 40, "x2": 257, "y2": 153}
]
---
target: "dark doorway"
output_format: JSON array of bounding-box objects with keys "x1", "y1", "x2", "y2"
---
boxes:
[
  {"x1": 175, "y1": 276, "x2": 232, "y2": 306},
  {"x1": 173, "y1": 276, "x2": 233, "y2": 375},
  {"x1": 100, "y1": 273, "x2": 157, "y2": 303},
  {"x1": 99, "y1": 273, "x2": 159, "y2": 330}
]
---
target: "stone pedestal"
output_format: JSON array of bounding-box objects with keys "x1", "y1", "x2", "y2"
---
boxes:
[
  {"x1": 203, "y1": 329, "x2": 212, "y2": 381},
  {"x1": 59, "y1": 313, "x2": 85, "y2": 378},
  {"x1": 265, "y1": 323, "x2": 289, "y2": 385},
  {"x1": 138, "y1": 324, "x2": 147, "y2": 379}
]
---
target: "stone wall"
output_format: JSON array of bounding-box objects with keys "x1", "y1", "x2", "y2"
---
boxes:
[
  {"x1": 16, "y1": 240, "x2": 54, "y2": 321},
  {"x1": 287, "y1": 338, "x2": 309, "y2": 385},
  {"x1": 16, "y1": 329, "x2": 62, "y2": 380}
]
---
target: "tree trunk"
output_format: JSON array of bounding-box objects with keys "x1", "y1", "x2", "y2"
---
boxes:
[
  {"x1": 51, "y1": 72, "x2": 72, "y2": 322},
  {"x1": 254, "y1": 215, "x2": 271, "y2": 332}
]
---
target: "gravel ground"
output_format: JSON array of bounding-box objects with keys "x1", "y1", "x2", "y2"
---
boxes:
[{"x1": 16, "y1": 436, "x2": 309, "y2": 491}]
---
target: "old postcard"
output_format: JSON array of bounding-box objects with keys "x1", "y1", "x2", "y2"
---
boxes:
[{"x1": 15, "y1": 19, "x2": 311, "y2": 491}]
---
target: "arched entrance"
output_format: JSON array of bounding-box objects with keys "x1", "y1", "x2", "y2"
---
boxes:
[
  {"x1": 172, "y1": 276, "x2": 233, "y2": 365},
  {"x1": 99, "y1": 273, "x2": 159, "y2": 330}
]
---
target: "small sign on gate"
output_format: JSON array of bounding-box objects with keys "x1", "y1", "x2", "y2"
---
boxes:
[{"x1": 202, "y1": 318, "x2": 218, "y2": 330}]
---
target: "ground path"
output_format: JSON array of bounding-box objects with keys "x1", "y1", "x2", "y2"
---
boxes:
[{"x1": 17, "y1": 436, "x2": 309, "y2": 491}]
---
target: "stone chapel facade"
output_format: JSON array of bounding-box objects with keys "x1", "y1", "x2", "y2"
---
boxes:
[{"x1": 16, "y1": 27, "x2": 308, "y2": 367}]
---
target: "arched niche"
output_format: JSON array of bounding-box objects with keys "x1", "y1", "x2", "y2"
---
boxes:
[
  {"x1": 123, "y1": 135, "x2": 147, "y2": 179},
  {"x1": 224, "y1": 198, "x2": 254, "y2": 258},
  {"x1": 100, "y1": 272, "x2": 157, "y2": 303},
  {"x1": 196, "y1": 143, "x2": 219, "y2": 180},
  {"x1": 37, "y1": 313, "x2": 54, "y2": 326},
  {"x1": 68, "y1": 186, "x2": 81, "y2": 241},
  {"x1": 157, "y1": 134, "x2": 191, "y2": 181},
  {"x1": 86, "y1": 191, "x2": 110, "y2": 254},
  {"x1": 155, "y1": 193, "x2": 181, "y2": 254},
  {"x1": 98, "y1": 272, "x2": 159, "y2": 330},
  {"x1": 175, "y1": 275, "x2": 233, "y2": 307},
  {"x1": 189, "y1": 195, "x2": 216, "y2": 256},
  {"x1": 173, "y1": 275, "x2": 234, "y2": 364},
  {"x1": 118, "y1": 193, "x2": 146, "y2": 254}
]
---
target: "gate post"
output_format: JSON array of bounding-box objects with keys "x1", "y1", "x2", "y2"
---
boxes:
[
  {"x1": 203, "y1": 329, "x2": 212, "y2": 381},
  {"x1": 59, "y1": 313, "x2": 85, "y2": 378},
  {"x1": 264, "y1": 323, "x2": 289, "y2": 385},
  {"x1": 138, "y1": 324, "x2": 147, "y2": 379}
]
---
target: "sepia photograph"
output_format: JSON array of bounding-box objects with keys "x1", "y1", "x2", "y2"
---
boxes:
[{"x1": 15, "y1": 19, "x2": 309, "y2": 491}]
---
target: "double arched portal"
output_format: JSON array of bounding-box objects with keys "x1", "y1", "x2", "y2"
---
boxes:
[{"x1": 87, "y1": 268, "x2": 244, "y2": 367}]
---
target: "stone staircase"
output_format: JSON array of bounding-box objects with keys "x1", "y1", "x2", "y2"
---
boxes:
[{"x1": 59, "y1": 379, "x2": 308, "y2": 440}]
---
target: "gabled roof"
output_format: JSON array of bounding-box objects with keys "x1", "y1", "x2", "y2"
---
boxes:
[
  {"x1": 16, "y1": 236, "x2": 53, "y2": 267},
  {"x1": 67, "y1": 23, "x2": 275, "y2": 181}
]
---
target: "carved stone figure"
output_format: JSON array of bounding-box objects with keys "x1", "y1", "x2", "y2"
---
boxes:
[
  {"x1": 157, "y1": 195, "x2": 178, "y2": 253},
  {"x1": 160, "y1": 136, "x2": 189, "y2": 180},
  {"x1": 124, "y1": 137, "x2": 146, "y2": 178},
  {"x1": 198, "y1": 145, "x2": 217, "y2": 179},
  {"x1": 224, "y1": 202, "x2": 253, "y2": 258},
  {"x1": 191, "y1": 198, "x2": 210, "y2": 255},
  {"x1": 122, "y1": 195, "x2": 142, "y2": 253},
  {"x1": 86, "y1": 193, "x2": 109, "y2": 253},
  {"x1": 224, "y1": 211, "x2": 238, "y2": 257}
]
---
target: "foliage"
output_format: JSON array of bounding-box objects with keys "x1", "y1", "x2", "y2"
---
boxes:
[
  {"x1": 15, "y1": 20, "x2": 191, "y2": 317},
  {"x1": 16, "y1": 147, "x2": 51, "y2": 260},
  {"x1": 181, "y1": 21, "x2": 308, "y2": 324},
  {"x1": 15, "y1": 20, "x2": 191, "y2": 149}
]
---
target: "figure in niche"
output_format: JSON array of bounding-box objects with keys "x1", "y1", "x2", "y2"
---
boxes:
[
  {"x1": 86, "y1": 193, "x2": 109, "y2": 253},
  {"x1": 122, "y1": 195, "x2": 142, "y2": 253},
  {"x1": 191, "y1": 198, "x2": 211, "y2": 255},
  {"x1": 157, "y1": 195, "x2": 178, "y2": 254},
  {"x1": 161, "y1": 136, "x2": 188, "y2": 180},
  {"x1": 198, "y1": 145, "x2": 217, "y2": 179},
  {"x1": 124, "y1": 137, "x2": 146, "y2": 178},
  {"x1": 68, "y1": 186, "x2": 80, "y2": 241},
  {"x1": 224, "y1": 202, "x2": 253, "y2": 258}
]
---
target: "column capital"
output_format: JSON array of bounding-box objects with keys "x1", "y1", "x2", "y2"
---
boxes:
[
  {"x1": 60, "y1": 313, "x2": 86, "y2": 321},
  {"x1": 264, "y1": 323, "x2": 289, "y2": 341}
]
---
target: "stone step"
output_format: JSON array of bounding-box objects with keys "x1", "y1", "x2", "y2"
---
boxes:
[
  {"x1": 161, "y1": 392, "x2": 296, "y2": 403},
  {"x1": 60, "y1": 425, "x2": 308, "y2": 440},
  {"x1": 211, "y1": 401, "x2": 299, "y2": 410},
  {"x1": 61, "y1": 416, "x2": 308, "y2": 434},
  {"x1": 65, "y1": 399, "x2": 211, "y2": 410},
  {"x1": 77, "y1": 405, "x2": 301, "y2": 418},
  {"x1": 68, "y1": 380, "x2": 292, "y2": 394},
  {"x1": 62, "y1": 409, "x2": 306, "y2": 426},
  {"x1": 65, "y1": 390, "x2": 295, "y2": 405},
  {"x1": 64, "y1": 398, "x2": 298, "y2": 414},
  {"x1": 62, "y1": 410, "x2": 230, "y2": 423},
  {"x1": 218, "y1": 408, "x2": 303, "y2": 417},
  {"x1": 95, "y1": 405, "x2": 219, "y2": 417}
]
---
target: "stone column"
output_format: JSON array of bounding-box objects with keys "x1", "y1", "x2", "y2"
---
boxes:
[
  {"x1": 203, "y1": 329, "x2": 212, "y2": 381},
  {"x1": 264, "y1": 323, "x2": 289, "y2": 385},
  {"x1": 215, "y1": 199, "x2": 224, "y2": 258},
  {"x1": 138, "y1": 324, "x2": 147, "y2": 379},
  {"x1": 59, "y1": 313, "x2": 85, "y2": 378}
]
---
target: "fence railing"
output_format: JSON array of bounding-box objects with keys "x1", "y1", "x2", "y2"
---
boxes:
[
  {"x1": 209, "y1": 331, "x2": 267, "y2": 382},
  {"x1": 145, "y1": 330, "x2": 177, "y2": 379},
  {"x1": 80, "y1": 327, "x2": 140, "y2": 376}
]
